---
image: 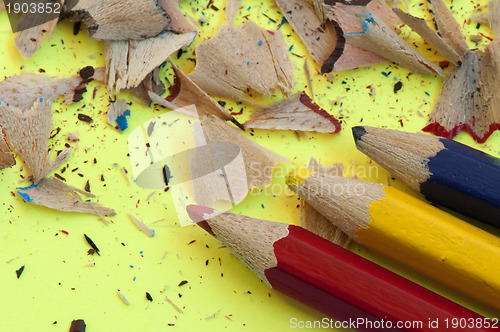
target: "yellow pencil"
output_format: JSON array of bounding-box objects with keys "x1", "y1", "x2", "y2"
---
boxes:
[{"x1": 286, "y1": 170, "x2": 500, "y2": 311}]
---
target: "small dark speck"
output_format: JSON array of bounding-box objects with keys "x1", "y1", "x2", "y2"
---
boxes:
[
  {"x1": 178, "y1": 280, "x2": 188, "y2": 287},
  {"x1": 78, "y1": 114, "x2": 93, "y2": 123},
  {"x1": 16, "y1": 265, "x2": 25, "y2": 279},
  {"x1": 146, "y1": 292, "x2": 153, "y2": 302},
  {"x1": 393, "y1": 81, "x2": 403, "y2": 93}
]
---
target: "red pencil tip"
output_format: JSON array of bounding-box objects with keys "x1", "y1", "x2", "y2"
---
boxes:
[{"x1": 186, "y1": 205, "x2": 216, "y2": 235}]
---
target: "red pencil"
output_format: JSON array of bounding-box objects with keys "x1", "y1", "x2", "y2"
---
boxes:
[{"x1": 187, "y1": 205, "x2": 496, "y2": 332}]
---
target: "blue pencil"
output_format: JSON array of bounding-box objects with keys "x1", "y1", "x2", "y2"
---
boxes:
[{"x1": 352, "y1": 126, "x2": 500, "y2": 229}]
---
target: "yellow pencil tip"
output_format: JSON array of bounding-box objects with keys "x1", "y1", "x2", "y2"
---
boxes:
[{"x1": 285, "y1": 169, "x2": 314, "y2": 188}]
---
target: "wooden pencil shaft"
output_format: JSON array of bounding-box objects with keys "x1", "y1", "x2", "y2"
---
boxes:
[
  {"x1": 290, "y1": 173, "x2": 500, "y2": 310},
  {"x1": 267, "y1": 225, "x2": 492, "y2": 332},
  {"x1": 353, "y1": 126, "x2": 500, "y2": 228},
  {"x1": 187, "y1": 206, "x2": 493, "y2": 331}
]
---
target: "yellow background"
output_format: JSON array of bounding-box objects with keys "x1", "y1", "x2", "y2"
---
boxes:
[{"x1": 0, "y1": 0, "x2": 499, "y2": 331}]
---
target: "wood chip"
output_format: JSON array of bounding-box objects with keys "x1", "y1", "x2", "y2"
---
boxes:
[
  {"x1": 15, "y1": 16, "x2": 58, "y2": 59},
  {"x1": 128, "y1": 213, "x2": 155, "y2": 237},
  {"x1": 393, "y1": 8, "x2": 461, "y2": 65},
  {"x1": 424, "y1": 42, "x2": 500, "y2": 142},
  {"x1": 244, "y1": 92, "x2": 341, "y2": 133},
  {"x1": 107, "y1": 99, "x2": 130, "y2": 131},
  {"x1": 158, "y1": 0, "x2": 197, "y2": 33},
  {"x1": 16, "y1": 177, "x2": 115, "y2": 216},
  {"x1": 65, "y1": 0, "x2": 170, "y2": 40},
  {"x1": 345, "y1": 14, "x2": 443, "y2": 76},
  {"x1": 0, "y1": 100, "x2": 72, "y2": 183},
  {"x1": 104, "y1": 31, "x2": 196, "y2": 94},
  {"x1": 0, "y1": 70, "x2": 94, "y2": 109},
  {"x1": 321, "y1": 0, "x2": 401, "y2": 73},
  {"x1": 117, "y1": 290, "x2": 130, "y2": 305},
  {"x1": 427, "y1": 0, "x2": 469, "y2": 58},
  {"x1": 189, "y1": 21, "x2": 295, "y2": 101},
  {"x1": 275, "y1": 0, "x2": 337, "y2": 66},
  {"x1": 225, "y1": 0, "x2": 241, "y2": 25},
  {"x1": 0, "y1": 128, "x2": 15, "y2": 169},
  {"x1": 163, "y1": 59, "x2": 236, "y2": 123}
]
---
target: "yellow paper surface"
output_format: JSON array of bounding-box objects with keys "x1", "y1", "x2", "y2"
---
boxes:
[{"x1": 0, "y1": 1, "x2": 499, "y2": 331}]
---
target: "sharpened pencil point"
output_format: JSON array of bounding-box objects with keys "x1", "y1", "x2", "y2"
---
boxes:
[{"x1": 352, "y1": 126, "x2": 367, "y2": 143}]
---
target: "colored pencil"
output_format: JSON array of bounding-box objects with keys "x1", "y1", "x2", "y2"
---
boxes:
[
  {"x1": 187, "y1": 205, "x2": 495, "y2": 331},
  {"x1": 352, "y1": 126, "x2": 500, "y2": 229},
  {"x1": 286, "y1": 172, "x2": 500, "y2": 311}
]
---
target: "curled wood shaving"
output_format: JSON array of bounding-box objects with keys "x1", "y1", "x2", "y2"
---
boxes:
[
  {"x1": 189, "y1": 21, "x2": 295, "y2": 101},
  {"x1": 275, "y1": 0, "x2": 337, "y2": 66},
  {"x1": 244, "y1": 92, "x2": 341, "y2": 133},
  {"x1": 0, "y1": 128, "x2": 15, "y2": 169},
  {"x1": 0, "y1": 70, "x2": 94, "y2": 109},
  {"x1": 104, "y1": 32, "x2": 196, "y2": 94},
  {"x1": 65, "y1": 0, "x2": 170, "y2": 40},
  {"x1": 345, "y1": 14, "x2": 443, "y2": 76},
  {"x1": 0, "y1": 100, "x2": 72, "y2": 183},
  {"x1": 16, "y1": 177, "x2": 115, "y2": 216}
]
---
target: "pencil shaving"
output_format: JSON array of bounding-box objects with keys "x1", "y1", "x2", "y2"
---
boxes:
[
  {"x1": 424, "y1": 43, "x2": 500, "y2": 142},
  {"x1": 104, "y1": 32, "x2": 195, "y2": 94},
  {"x1": 0, "y1": 100, "x2": 72, "y2": 183},
  {"x1": 107, "y1": 99, "x2": 130, "y2": 131},
  {"x1": 165, "y1": 60, "x2": 235, "y2": 122},
  {"x1": 393, "y1": 8, "x2": 461, "y2": 65},
  {"x1": 0, "y1": 128, "x2": 15, "y2": 169},
  {"x1": 158, "y1": 0, "x2": 197, "y2": 33},
  {"x1": 243, "y1": 92, "x2": 341, "y2": 133},
  {"x1": 16, "y1": 177, "x2": 115, "y2": 216},
  {"x1": 124, "y1": 68, "x2": 165, "y2": 105},
  {"x1": 275, "y1": 0, "x2": 337, "y2": 66},
  {"x1": 321, "y1": 0, "x2": 399, "y2": 73},
  {"x1": 65, "y1": 0, "x2": 170, "y2": 40},
  {"x1": 225, "y1": 0, "x2": 241, "y2": 25},
  {"x1": 0, "y1": 69, "x2": 95, "y2": 109},
  {"x1": 15, "y1": 16, "x2": 58, "y2": 59},
  {"x1": 189, "y1": 21, "x2": 295, "y2": 101},
  {"x1": 128, "y1": 213, "x2": 155, "y2": 237},
  {"x1": 427, "y1": 0, "x2": 469, "y2": 58},
  {"x1": 345, "y1": 14, "x2": 443, "y2": 76}
]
